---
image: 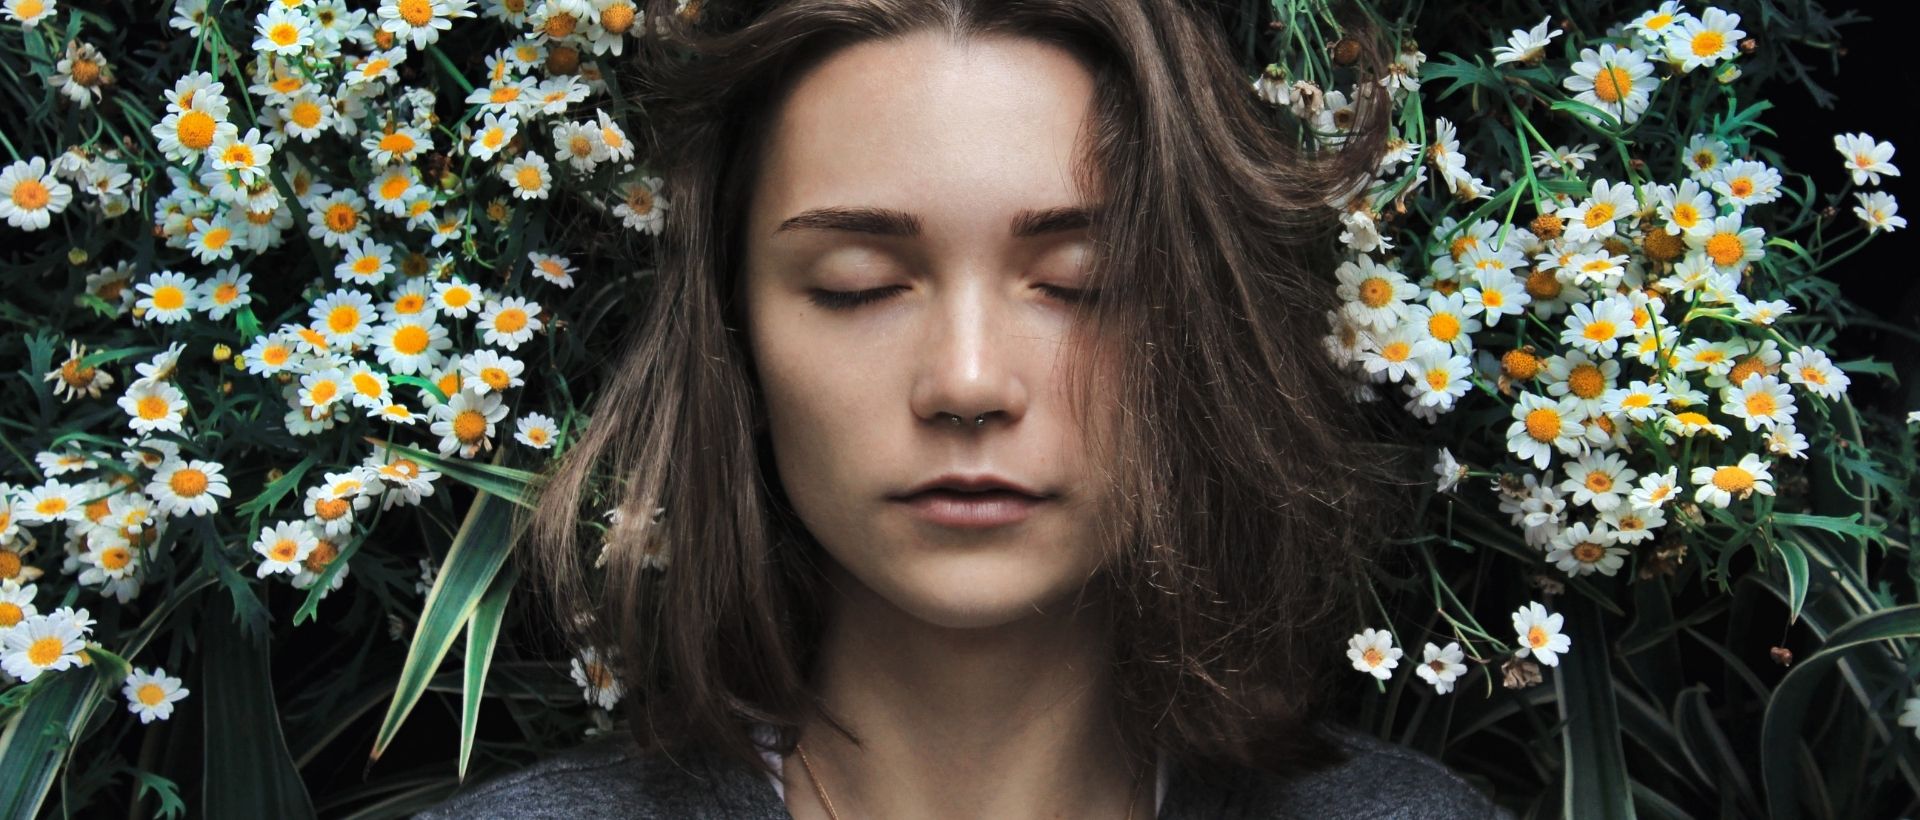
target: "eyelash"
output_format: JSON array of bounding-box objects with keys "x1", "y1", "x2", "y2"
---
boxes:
[{"x1": 807, "y1": 284, "x2": 1096, "y2": 310}]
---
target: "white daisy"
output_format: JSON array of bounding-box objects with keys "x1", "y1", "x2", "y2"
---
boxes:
[
  {"x1": 1687, "y1": 213, "x2": 1766, "y2": 272},
  {"x1": 18, "y1": 480, "x2": 86, "y2": 525},
  {"x1": 612, "y1": 175, "x2": 668, "y2": 234},
  {"x1": 466, "y1": 112, "x2": 519, "y2": 160},
  {"x1": 569, "y1": 646, "x2": 625, "y2": 709},
  {"x1": 527, "y1": 251, "x2": 577, "y2": 288},
  {"x1": 309, "y1": 289, "x2": 377, "y2": 347},
  {"x1": 1783, "y1": 347, "x2": 1850, "y2": 400},
  {"x1": 1625, "y1": 2, "x2": 1694, "y2": 43},
  {"x1": 476, "y1": 296, "x2": 543, "y2": 350},
  {"x1": 0, "y1": 580, "x2": 37, "y2": 631},
  {"x1": 1690, "y1": 453, "x2": 1775, "y2": 508},
  {"x1": 117, "y1": 380, "x2": 188, "y2": 435},
  {"x1": 122, "y1": 667, "x2": 190, "y2": 723},
  {"x1": 147, "y1": 459, "x2": 229, "y2": 517},
  {"x1": 253, "y1": 520, "x2": 317, "y2": 578},
  {"x1": 1563, "y1": 44, "x2": 1657, "y2": 126},
  {"x1": 1346, "y1": 627, "x2": 1402, "y2": 681},
  {"x1": 1335, "y1": 257, "x2": 1418, "y2": 331},
  {"x1": 430, "y1": 390, "x2": 508, "y2": 458},
  {"x1": 335, "y1": 237, "x2": 395, "y2": 284},
  {"x1": 1416, "y1": 641, "x2": 1468, "y2": 694},
  {"x1": 1852, "y1": 191, "x2": 1905, "y2": 234},
  {"x1": 1506, "y1": 393, "x2": 1587, "y2": 470},
  {"x1": 460, "y1": 348, "x2": 526, "y2": 394},
  {"x1": 1559, "y1": 298, "x2": 1634, "y2": 358},
  {"x1": 1665, "y1": 7, "x2": 1743, "y2": 72},
  {"x1": 501, "y1": 154, "x2": 552, "y2": 200},
  {"x1": 376, "y1": 0, "x2": 474, "y2": 50},
  {"x1": 1512, "y1": 601, "x2": 1571, "y2": 667},
  {"x1": 372, "y1": 317, "x2": 452, "y2": 376},
  {"x1": 1559, "y1": 450, "x2": 1636, "y2": 512},
  {"x1": 514, "y1": 412, "x2": 559, "y2": 449},
  {"x1": 2, "y1": 0, "x2": 58, "y2": 28},
  {"x1": 1833, "y1": 132, "x2": 1899, "y2": 186},
  {"x1": 1491, "y1": 16, "x2": 1560, "y2": 66},
  {"x1": 1557, "y1": 178, "x2": 1638, "y2": 243},
  {"x1": 1600, "y1": 503, "x2": 1665, "y2": 544},
  {"x1": 305, "y1": 189, "x2": 372, "y2": 248},
  {"x1": 1720, "y1": 373, "x2": 1795, "y2": 432},
  {"x1": 1547, "y1": 522, "x2": 1628, "y2": 577},
  {"x1": 0, "y1": 157, "x2": 74, "y2": 231},
  {"x1": 1, "y1": 610, "x2": 88, "y2": 682},
  {"x1": 1408, "y1": 352, "x2": 1473, "y2": 410},
  {"x1": 197, "y1": 265, "x2": 253, "y2": 320}
]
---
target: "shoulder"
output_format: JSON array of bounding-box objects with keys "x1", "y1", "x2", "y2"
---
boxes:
[
  {"x1": 1167, "y1": 726, "x2": 1511, "y2": 820},
  {"x1": 411, "y1": 738, "x2": 784, "y2": 820},
  {"x1": 1277, "y1": 728, "x2": 1509, "y2": 819}
]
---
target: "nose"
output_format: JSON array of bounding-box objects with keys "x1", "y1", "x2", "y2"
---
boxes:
[{"x1": 908, "y1": 274, "x2": 1029, "y2": 429}]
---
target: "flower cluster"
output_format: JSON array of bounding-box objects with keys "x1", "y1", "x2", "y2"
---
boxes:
[{"x1": 1280, "y1": 4, "x2": 1908, "y2": 696}]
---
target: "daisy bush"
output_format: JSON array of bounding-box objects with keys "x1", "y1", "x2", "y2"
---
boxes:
[
  {"x1": 0, "y1": 0, "x2": 1912, "y2": 816},
  {"x1": 1266, "y1": 1, "x2": 1918, "y2": 815}
]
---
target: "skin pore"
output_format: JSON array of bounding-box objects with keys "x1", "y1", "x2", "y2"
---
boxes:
[{"x1": 741, "y1": 28, "x2": 1145, "y2": 820}]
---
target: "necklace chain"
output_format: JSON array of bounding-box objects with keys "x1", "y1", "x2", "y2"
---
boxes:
[{"x1": 792, "y1": 740, "x2": 1145, "y2": 820}]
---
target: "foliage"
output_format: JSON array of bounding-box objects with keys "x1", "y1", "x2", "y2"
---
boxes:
[{"x1": 0, "y1": 0, "x2": 1912, "y2": 817}]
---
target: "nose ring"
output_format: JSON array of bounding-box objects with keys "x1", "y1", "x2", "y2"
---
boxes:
[{"x1": 941, "y1": 413, "x2": 988, "y2": 427}]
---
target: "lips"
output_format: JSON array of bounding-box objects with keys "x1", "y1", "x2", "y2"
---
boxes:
[
  {"x1": 895, "y1": 488, "x2": 1045, "y2": 528},
  {"x1": 892, "y1": 473, "x2": 1051, "y2": 500}
]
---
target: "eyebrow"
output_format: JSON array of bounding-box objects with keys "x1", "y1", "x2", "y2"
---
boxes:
[{"x1": 773, "y1": 205, "x2": 1094, "y2": 238}]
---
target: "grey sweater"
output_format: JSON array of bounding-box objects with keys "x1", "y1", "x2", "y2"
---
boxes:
[{"x1": 415, "y1": 727, "x2": 1510, "y2": 819}]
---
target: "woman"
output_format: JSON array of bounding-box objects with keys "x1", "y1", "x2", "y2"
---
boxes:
[{"x1": 423, "y1": 0, "x2": 1505, "y2": 817}]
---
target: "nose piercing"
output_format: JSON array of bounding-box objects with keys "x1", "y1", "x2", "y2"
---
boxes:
[{"x1": 940, "y1": 412, "x2": 988, "y2": 427}]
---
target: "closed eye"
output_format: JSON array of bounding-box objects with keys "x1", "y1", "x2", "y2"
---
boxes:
[{"x1": 805, "y1": 284, "x2": 1097, "y2": 310}]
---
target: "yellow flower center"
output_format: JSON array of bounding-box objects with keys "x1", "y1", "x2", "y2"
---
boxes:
[
  {"x1": 352, "y1": 256, "x2": 383, "y2": 275},
  {"x1": 1525, "y1": 269, "x2": 1561, "y2": 300},
  {"x1": 1525, "y1": 407, "x2": 1562, "y2": 442},
  {"x1": 1691, "y1": 31, "x2": 1726, "y2": 58},
  {"x1": 1584, "y1": 472, "x2": 1613, "y2": 493},
  {"x1": 437, "y1": 371, "x2": 462, "y2": 397},
  {"x1": 1706, "y1": 233, "x2": 1743, "y2": 266},
  {"x1": 0, "y1": 550, "x2": 19, "y2": 579},
  {"x1": 1745, "y1": 391, "x2": 1776, "y2": 418},
  {"x1": 1482, "y1": 288, "x2": 1505, "y2": 308},
  {"x1": 1581, "y1": 320, "x2": 1617, "y2": 342},
  {"x1": 379, "y1": 175, "x2": 411, "y2": 200},
  {"x1": 361, "y1": 58, "x2": 391, "y2": 78},
  {"x1": 291, "y1": 100, "x2": 323, "y2": 128},
  {"x1": 1526, "y1": 625, "x2": 1549, "y2": 649},
  {"x1": 625, "y1": 186, "x2": 654, "y2": 214},
  {"x1": 212, "y1": 283, "x2": 240, "y2": 305},
  {"x1": 309, "y1": 380, "x2": 338, "y2": 405},
  {"x1": 1592, "y1": 66, "x2": 1632, "y2": 104},
  {"x1": 14, "y1": 0, "x2": 42, "y2": 17},
  {"x1": 1583, "y1": 203, "x2": 1615, "y2": 229},
  {"x1": 481, "y1": 128, "x2": 506, "y2": 149},
  {"x1": 1501, "y1": 349, "x2": 1540, "y2": 380},
  {"x1": 0, "y1": 601, "x2": 21, "y2": 627},
  {"x1": 100, "y1": 546, "x2": 132, "y2": 570},
  {"x1": 1572, "y1": 542, "x2": 1605, "y2": 563},
  {"x1": 1621, "y1": 392, "x2": 1652, "y2": 409},
  {"x1": 453, "y1": 409, "x2": 487, "y2": 442},
  {"x1": 395, "y1": 294, "x2": 427, "y2": 314},
  {"x1": 526, "y1": 427, "x2": 550, "y2": 444},
  {"x1": 200, "y1": 226, "x2": 232, "y2": 250},
  {"x1": 325, "y1": 203, "x2": 359, "y2": 232},
  {"x1": 137, "y1": 394, "x2": 171, "y2": 420},
  {"x1": 1711, "y1": 465, "x2": 1755, "y2": 493},
  {"x1": 600, "y1": 3, "x2": 634, "y2": 33},
  {"x1": 489, "y1": 85, "x2": 521, "y2": 104},
  {"x1": 262, "y1": 344, "x2": 291, "y2": 366},
  {"x1": 11, "y1": 178, "x2": 49, "y2": 210},
  {"x1": 1424, "y1": 367, "x2": 1451, "y2": 392},
  {"x1": 176, "y1": 110, "x2": 217, "y2": 151},
  {"x1": 543, "y1": 12, "x2": 577, "y2": 38},
  {"x1": 270, "y1": 539, "x2": 299, "y2": 562},
  {"x1": 170, "y1": 468, "x2": 209, "y2": 497},
  {"x1": 35, "y1": 496, "x2": 69, "y2": 516},
  {"x1": 1727, "y1": 357, "x2": 1767, "y2": 387},
  {"x1": 1566, "y1": 363, "x2": 1605, "y2": 398},
  {"x1": 328, "y1": 305, "x2": 362, "y2": 334},
  {"x1": 1361, "y1": 647, "x2": 1384, "y2": 666},
  {"x1": 28, "y1": 636, "x2": 65, "y2": 667},
  {"x1": 514, "y1": 166, "x2": 544, "y2": 190},
  {"x1": 314, "y1": 497, "x2": 350, "y2": 520},
  {"x1": 1380, "y1": 341, "x2": 1410, "y2": 363},
  {"x1": 352, "y1": 372, "x2": 383, "y2": 397},
  {"x1": 303, "y1": 539, "x2": 339, "y2": 572},
  {"x1": 1799, "y1": 366, "x2": 1827, "y2": 385},
  {"x1": 269, "y1": 22, "x2": 300, "y2": 46},
  {"x1": 151, "y1": 285, "x2": 187, "y2": 311},
  {"x1": 1645, "y1": 13, "x2": 1673, "y2": 29},
  {"x1": 398, "y1": 0, "x2": 434, "y2": 25},
  {"x1": 1428, "y1": 313, "x2": 1460, "y2": 342},
  {"x1": 137, "y1": 682, "x2": 168, "y2": 705},
  {"x1": 1357, "y1": 277, "x2": 1393, "y2": 308},
  {"x1": 480, "y1": 367, "x2": 510, "y2": 390},
  {"x1": 378, "y1": 132, "x2": 417, "y2": 155},
  {"x1": 392, "y1": 324, "x2": 429, "y2": 355},
  {"x1": 1728, "y1": 178, "x2": 1753, "y2": 198},
  {"x1": 492, "y1": 307, "x2": 528, "y2": 333}
]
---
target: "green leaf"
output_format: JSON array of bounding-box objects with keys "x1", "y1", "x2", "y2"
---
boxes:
[
  {"x1": 1770, "y1": 511, "x2": 1887, "y2": 545},
  {"x1": 131, "y1": 769, "x2": 188, "y2": 820},
  {"x1": 1555, "y1": 596, "x2": 1634, "y2": 820},
  {"x1": 364, "y1": 437, "x2": 538, "y2": 508},
  {"x1": 459, "y1": 564, "x2": 517, "y2": 782},
  {"x1": 0, "y1": 664, "x2": 116, "y2": 820},
  {"x1": 1771, "y1": 532, "x2": 1810, "y2": 625},
  {"x1": 202, "y1": 592, "x2": 316, "y2": 820},
  {"x1": 369, "y1": 490, "x2": 521, "y2": 764},
  {"x1": 1761, "y1": 604, "x2": 1920, "y2": 820}
]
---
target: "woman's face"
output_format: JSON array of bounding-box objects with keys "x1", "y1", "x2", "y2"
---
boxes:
[{"x1": 743, "y1": 30, "x2": 1115, "y2": 630}]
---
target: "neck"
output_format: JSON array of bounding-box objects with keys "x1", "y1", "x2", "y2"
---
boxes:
[{"x1": 784, "y1": 560, "x2": 1145, "y2": 820}]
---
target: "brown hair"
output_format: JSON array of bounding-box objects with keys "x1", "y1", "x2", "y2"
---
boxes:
[{"x1": 524, "y1": 0, "x2": 1397, "y2": 784}]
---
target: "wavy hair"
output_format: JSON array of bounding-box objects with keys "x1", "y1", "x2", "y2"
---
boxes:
[{"x1": 523, "y1": 0, "x2": 1396, "y2": 783}]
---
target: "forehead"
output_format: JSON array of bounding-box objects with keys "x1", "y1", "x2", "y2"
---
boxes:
[{"x1": 748, "y1": 30, "x2": 1099, "y2": 240}]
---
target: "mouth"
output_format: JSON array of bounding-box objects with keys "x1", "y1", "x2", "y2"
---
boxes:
[{"x1": 893, "y1": 488, "x2": 1047, "y2": 528}]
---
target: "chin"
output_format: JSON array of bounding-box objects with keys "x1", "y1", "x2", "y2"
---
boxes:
[{"x1": 870, "y1": 548, "x2": 1094, "y2": 631}]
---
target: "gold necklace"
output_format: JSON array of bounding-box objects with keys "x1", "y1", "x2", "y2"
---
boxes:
[{"x1": 792, "y1": 740, "x2": 1147, "y2": 820}]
